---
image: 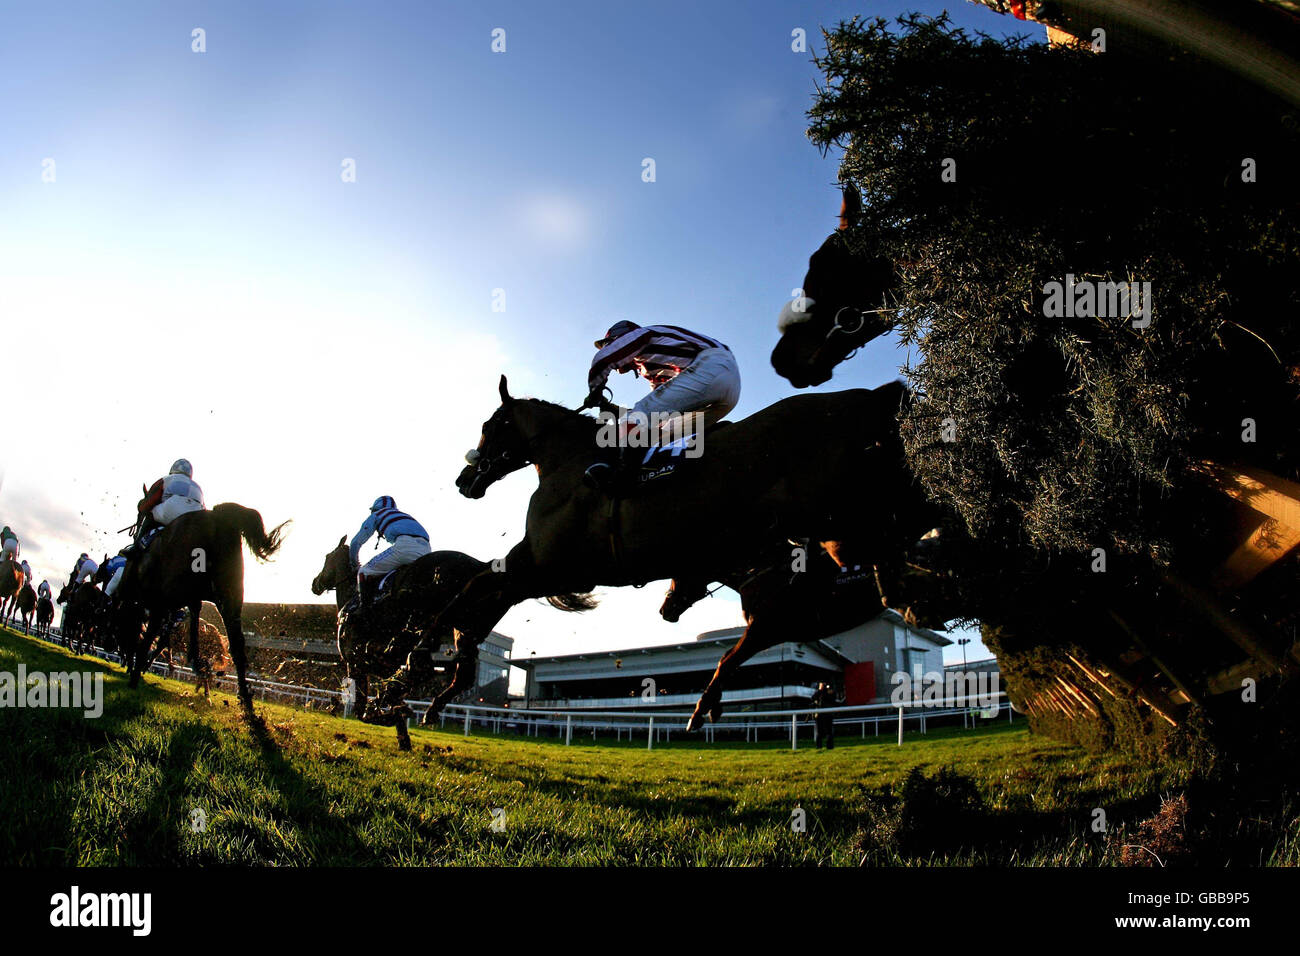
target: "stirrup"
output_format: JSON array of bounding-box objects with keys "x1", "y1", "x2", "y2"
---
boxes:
[{"x1": 583, "y1": 461, "x2": 615, "y2": 492}]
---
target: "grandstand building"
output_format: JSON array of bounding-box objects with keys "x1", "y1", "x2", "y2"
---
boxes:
[{"x1": 512, "y1": 609, "x2": 952, "y2": 712}]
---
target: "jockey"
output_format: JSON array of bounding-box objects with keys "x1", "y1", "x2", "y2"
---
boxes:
[
  {"x1": 102, "y1": 554, "x2": 128, "y2": 599},
  {"x1": 582, "y1": 321, "x2": 741, "y2": 491},
  {"x1": 1, "y1": 526, "x2": 18, "y2": 562},
  {"x1": 130, "y1": 458, "x2": 206, "y2": 551},
  {"x1": 19, "y1": 559, "x2": 32, "y2": 587},
  {"x1": 69, "y1": 553, "x2": 98, "y2": 587},
  {"x1": 37, "y1": 579, "x2": 51, "y2": 602},
  {"x1": 348, "y1": 496, "x2": 431, "y2": 614}
]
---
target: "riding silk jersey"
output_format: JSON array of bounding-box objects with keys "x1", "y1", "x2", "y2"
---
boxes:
[
  {"x1": 588, "y1": 325, "x2": 731, "y2": 392},
  {"x1": 349, "y1": 506, "x2": 429, "y2": 567},
  {"x1": 38, "y1": 581, "x2": 51, "y2": 599},
  {"x1": 139, "y1": 473, "x2": 206, "y2": 515}
]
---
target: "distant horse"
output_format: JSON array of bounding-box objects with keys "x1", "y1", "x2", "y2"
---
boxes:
[
  {"x1": 36, "y1": 594, "x2": 54, "y2": 640},
  {"x1": 429, "y1": 375, "x2": 932, "y2": 725},
  {"x1": 57, "y1": 582, "x2": 109, "y2": 654},
  {"x1": 0, "y1": 556, "x2": 22, "y2": 624},
  {"x1": 113, "y1": 502, "x2": 288, "y2": 719},
  {"x1": 312, "y1": 536, "x2": 586, "y2": 749},
  {"x1": 11, "y1": 584, "x2": 36, "y2": 635}
]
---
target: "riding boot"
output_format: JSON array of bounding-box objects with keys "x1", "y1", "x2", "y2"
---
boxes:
[{"x1": 356, "y1": 574, "x2": 380, "y2": 623}]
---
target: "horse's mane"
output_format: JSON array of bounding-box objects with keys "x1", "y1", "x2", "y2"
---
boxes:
[{"x1": 518, "y1": 398, "x2": 604, "y2": 434}]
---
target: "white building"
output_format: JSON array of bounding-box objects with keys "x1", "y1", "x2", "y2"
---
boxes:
[{"x1": 512, "y1": 609, "x2": 951, "y2": 712}]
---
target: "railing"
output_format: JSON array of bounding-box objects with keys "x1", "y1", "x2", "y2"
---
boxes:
[{"x1": 22, "y1": 626, "x2": 1012, "y2": 750}]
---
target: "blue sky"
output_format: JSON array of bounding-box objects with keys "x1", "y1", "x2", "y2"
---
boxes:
[{"x1": 0, "y1": 1, "x2": 1032, "y2": 665}]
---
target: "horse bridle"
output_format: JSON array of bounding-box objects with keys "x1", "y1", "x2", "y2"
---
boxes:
[{"x1": 810, "y1": 305, "x2": 899, "y2": 364}]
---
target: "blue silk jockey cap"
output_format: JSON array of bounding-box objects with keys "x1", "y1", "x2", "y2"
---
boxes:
[
  {"x1": 371, "y1": 496, "x2": 396, "y2": 512},
  {"x1": 595, "y1": 320, "x2": 640, "y2": 348}
]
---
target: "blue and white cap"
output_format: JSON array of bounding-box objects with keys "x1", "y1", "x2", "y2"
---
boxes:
[
  {"x1": 170, "y1": 459, "x2": 193, "y2": 478},
  {"x1": 371, "y1": 496, "x2": 396, "y2": 512}
]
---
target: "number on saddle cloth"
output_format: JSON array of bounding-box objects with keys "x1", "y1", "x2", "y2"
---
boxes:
[{"x1": 636, "y1": 436, "x2": 698, "y2": 485}]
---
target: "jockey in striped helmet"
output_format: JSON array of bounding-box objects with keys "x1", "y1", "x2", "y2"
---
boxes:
[
  {"x1": 582, "y1": 321, "x2": 742, "y2": 492},
  {"x1": 349, "y1": 496, "x2": 431, "y2": 614}
]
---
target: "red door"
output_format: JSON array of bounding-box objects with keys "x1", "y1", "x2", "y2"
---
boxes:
[{"x1": 844, "y1": 662, "x2": 875, "y2": 704}]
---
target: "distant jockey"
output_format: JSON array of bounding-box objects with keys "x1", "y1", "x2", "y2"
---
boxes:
[
  {"x1": 132, "y1": 458, "x2": 206, "y2": 550},
  {"x1": 1, "y1": 526, "x2": 18, "y2": 562},
  {"x1": 102, "y1": 554, "x2": 128, "y2": 599},
  {"x1": 19, "y1": 559, "x2": 32, "y2": 587},
  {"x1": 37, "y1": 579, "x2": 52, "y2": 602},
  {"x1": 107, "y1": 459, "x2": 205, "y2": 597},
  {"x1": 69, "y1": 553, "x2": 98, "y2": 587},
  {"x1": 348, "y1": 496, "x2": 431, "y2": 614},
  {"x1": 582, "y1": 321, "x2": 741, "y2": 491}
]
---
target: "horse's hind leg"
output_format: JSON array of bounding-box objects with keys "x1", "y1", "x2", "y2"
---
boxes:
[
  {"x1": 688, "y1": 614, "x2": 788, "y2": 732},
  {"x1": 185, "y1": 603, "x2": 208, "y2": 697},
  {"x1": 420, "y1": 630, "x2": 482, "y2": 726},
  {"x1": 217, "y1": 600, "x2": 256, "y2": 720}
]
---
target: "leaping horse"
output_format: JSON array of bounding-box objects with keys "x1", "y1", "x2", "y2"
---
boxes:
[
  {"x1": 113, "y1": 502, "x2": 289, "y2": 720},
  {"x1": 427, "y1": 374, "x2": 933, "y2": 728}
]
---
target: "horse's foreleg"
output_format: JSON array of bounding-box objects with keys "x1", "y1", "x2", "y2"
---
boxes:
[
  {"x1": 186, "y1": 604, "x2": 208, "y2": 697},
  {"x1": 354, "y1": 672, "x2": 370, "y2": 720}
]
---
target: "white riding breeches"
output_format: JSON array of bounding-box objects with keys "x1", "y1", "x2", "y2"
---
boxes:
[
  {"x1": 1, "y1": 540, "x2": 17, "y2": 561},
  {"x1": 74, "y1": 561, "x2": 98, "y2": 585},
  {"x1": 105, "y1": 566, "x2": 125, "y2": 598},
  {"x1": 630, "y1": 347, "x2": 741, "y2": 439},
  {"x1": 153, "y1": 495, "x2": 204, "y2": 525},
  {"x1": 360, "y1": 535, "x2": 431, "y2": 578}
]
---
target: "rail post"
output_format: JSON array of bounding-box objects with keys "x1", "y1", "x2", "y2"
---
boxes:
[
  {"x1": 565, "y1": 713, "x2": 572, "y2": 745},
  {"x1": 790, "y1": 713, "x2": 797, "y2": 751},
  {"x1": 647, "y1": 716, "x2": 654, "y2": 750},
  {"x1": 897, "y1": 706, "x2": 904, "y2": 746},
  {"x1": 464, "y1": 709, "x2": 471, "y2": 736}
]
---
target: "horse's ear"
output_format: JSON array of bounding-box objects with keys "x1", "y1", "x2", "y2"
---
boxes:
[
  {"x1": 838, "y1": 182, "x2": 861, "y2": 232},
  {"x1": 338, "y1": 535, "x2": 347, "y2": 548},
  {"x1": 499, "y1": 374, "x2": 512, "y2": 404}
]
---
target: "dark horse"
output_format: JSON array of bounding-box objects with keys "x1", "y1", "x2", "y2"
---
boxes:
[
  {"x1": 0, "y1": 556, "x2": 22, "y2": 625},
  {"x1": 430, "y1": 375, "x2": 933, "y2": 727},
  {"x1": 312, "y1": 536, "x2": 593, "y2": 749},
  {"x1": 10, "y1": 584, "x2": 36, "y2": 634},
  {"x1": 57, "y1": 581, "x2": 109, "y2": 654},
  {"x1": 36, "y1": 593, "x2": 54, "y2": 640},
  {"x1": 114, "y1": 503, "x2": 289, "y2": 718}
]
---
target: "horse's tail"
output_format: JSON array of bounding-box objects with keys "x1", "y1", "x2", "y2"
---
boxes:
[
  {"x1": 212, "y1": 503, "x2": 291, "y2": 563},
  {"x1": 545, "y1": 592, "x2": 598, "y2": 612}
]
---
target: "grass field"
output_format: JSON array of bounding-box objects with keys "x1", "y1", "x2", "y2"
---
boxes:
[{"x1": 2, "y1": 625, "x2": 1291, "y2": 866}]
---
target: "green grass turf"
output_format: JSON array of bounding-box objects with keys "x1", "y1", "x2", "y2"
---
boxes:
[{"x1": 0, "y1": 624, "x2": 1253, "y2": 866}]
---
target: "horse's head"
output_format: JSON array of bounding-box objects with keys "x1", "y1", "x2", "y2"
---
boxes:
[
  {"x1": 312, "y1": 536, "x2": 351, "y2": 595},
  {"x1": 92, "y1": 557, "x2": 112, "y2": 587},
  {"x1": 770, "y1": 189, "x2": 898, "y2": 387},
  {"x1": 456, "y1": 375, "x2": 533, "y2": 499},
  {"x1": 57, "y1": 583, "x2": 72, "y2": 605}
]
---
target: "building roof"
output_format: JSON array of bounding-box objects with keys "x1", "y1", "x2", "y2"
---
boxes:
[{"x1": 511, "y1": 609, "x2": 948, "y2": 670}]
